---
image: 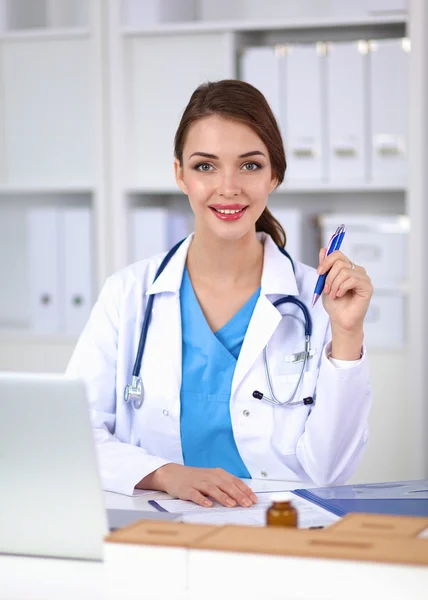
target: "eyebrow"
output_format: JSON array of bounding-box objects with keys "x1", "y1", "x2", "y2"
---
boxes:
[{"x1": 188, "y1": 150, "x2": 266, "y2": 160}]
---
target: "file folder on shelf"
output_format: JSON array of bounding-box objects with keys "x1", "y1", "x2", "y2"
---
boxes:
[
  {"x1": 369, "y1": 38, "x2": 409, "y2": 184},
  {"x1": 132, "y1": 207, "x2": 169, "y2": 261},
  {"x1": 326, "y1": 40, "x2": 367, "y2": 182},
  {"x1": 293, "y1": 479, "x2": 428, "y2": 518},
  {"x1": 27, "y1": 207, "x2": 62, "y2": 333},
  {"x1": 240, "y1": 46, "x2": 281, "y2": 127},
  {"x1": 283, "y1": 43, "x2": 325, "y2": 181},
  {"x1": 62, "y1": 207, "x2": 93, "y2": 336}
]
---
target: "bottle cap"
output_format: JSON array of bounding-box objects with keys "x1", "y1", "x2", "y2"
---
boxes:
[{"x1": 270, "y1": 492, "x2": 294, "y2": 503}]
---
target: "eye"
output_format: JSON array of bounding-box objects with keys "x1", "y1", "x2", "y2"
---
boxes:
[
  {"x1": 194, "y1": 162, "x2": 214, "y2": 172},
  {"x1": 242, "y1": 162, "x2": 262, "y2": 171}
]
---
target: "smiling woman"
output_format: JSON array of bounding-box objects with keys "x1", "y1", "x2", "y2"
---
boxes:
[
  {"x1": 66, "y1": 79, "x2": 374, "y2": 509},
  {"x1": 173, "y1": 80, "x2": 287, "y2": 248}
]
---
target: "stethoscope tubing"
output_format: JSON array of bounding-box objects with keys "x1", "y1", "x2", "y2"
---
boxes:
[{"x1": 125, "y1": 240, "x2": 313, "y2": 409}]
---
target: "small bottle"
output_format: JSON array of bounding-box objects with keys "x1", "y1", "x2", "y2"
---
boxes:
[{"x1": 266, "y1": 492, "x2": 298, "y2": 528}]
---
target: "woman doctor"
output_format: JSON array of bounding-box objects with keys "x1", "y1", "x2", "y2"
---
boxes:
[{"x1": 67, "y1": 80, "x2": 373, "y2": 508}]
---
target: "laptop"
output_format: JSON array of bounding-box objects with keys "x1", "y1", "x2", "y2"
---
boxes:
[{"x1": 0, "y1": 372, "x2": 180, "y2": 561}]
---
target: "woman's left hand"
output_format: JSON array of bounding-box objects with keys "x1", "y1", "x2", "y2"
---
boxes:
[{"x1": 317, "y1": 249, "x2": 373, "y2": 333}]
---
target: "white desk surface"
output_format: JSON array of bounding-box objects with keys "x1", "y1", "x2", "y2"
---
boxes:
[{"x1": 1, "y1": 481, "x2": 428, "y2": 600}]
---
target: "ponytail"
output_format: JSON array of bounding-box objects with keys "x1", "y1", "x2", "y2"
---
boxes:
[{"x1": 256, "y1": 207, "x2": 286, "y2": 248}]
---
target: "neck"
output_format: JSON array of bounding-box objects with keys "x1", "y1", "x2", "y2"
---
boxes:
[{"x1": 187, "y1": 229, "x2": 264, "y2": 287}]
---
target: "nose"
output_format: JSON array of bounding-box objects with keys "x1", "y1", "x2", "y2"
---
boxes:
[{"x1": 217, "y1": 170, "x2": 241, "y2": 198}]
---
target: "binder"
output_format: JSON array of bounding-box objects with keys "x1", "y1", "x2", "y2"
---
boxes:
[
  {"x1": 326, "y1": 41, "x2": 367, "y2": 182},
  {"x1": 293, "y1": 479, "x2": 428, "y2": 518},
  {"x1": 283, "y1": 43, "x2": 325, "y2": 181},
  {"x1": 269, "y1": 207, "x2": 303, "y2": 263},
  {"x1": 240, "y1": 46, "x2": 281, "y2": 126},
  {"x1": 61, "y1": 207, "x2": 93, "y2": 336},
  {"x1": 167, "y1": 210, "x2": 192, "y2": 247},
  {"x1": 0, "y1": 208, "x2": 28, "y2": 327},
  {"x1": 132, "y1": 207, "x2": 169, "y2": 261},
  {"x1": 369, "y1": 38, "x2": 409, "y2": 184},
  {"x1": 27, "y1": 207, "x2": 61, "y2": 333}
]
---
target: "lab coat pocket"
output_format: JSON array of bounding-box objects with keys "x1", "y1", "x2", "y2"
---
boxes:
[{"x1": 270, "y1": 369, "x2": 319, "y2": 455}]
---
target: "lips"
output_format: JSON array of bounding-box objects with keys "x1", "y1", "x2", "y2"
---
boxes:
[{"x1": 209, "y1": 205, "x2": 248, "y2": 221}]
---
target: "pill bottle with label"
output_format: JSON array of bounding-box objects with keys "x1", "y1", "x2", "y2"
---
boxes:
[{"x1": 266, "y1": 492, "x2": 298, "y2": 528}]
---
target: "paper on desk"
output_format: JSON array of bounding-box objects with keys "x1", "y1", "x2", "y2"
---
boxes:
[
  {"x1": 132, "y1": 489, "x2": 158, "y2": 497},
  {"x1": 150, "y1": 491, "x2": 340, "y2": 528}
]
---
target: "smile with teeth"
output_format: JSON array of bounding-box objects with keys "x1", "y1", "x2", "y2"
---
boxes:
[{"x1": 213, "y1": 207, "x2": 245, "y2": 214}]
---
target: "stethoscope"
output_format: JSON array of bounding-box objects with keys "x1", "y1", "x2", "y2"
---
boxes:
[{"x1": 124, "y1": 239, "x2": 314, "y2": 410}]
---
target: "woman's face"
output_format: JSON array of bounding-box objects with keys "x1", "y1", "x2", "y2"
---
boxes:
[{"x1": 175, "y1": 115, "x2": 278, "y2": 242}]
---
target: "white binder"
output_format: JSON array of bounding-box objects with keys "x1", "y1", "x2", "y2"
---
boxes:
[
  {"x1": 369, "y1": 38, "x2": 409, "y2": 184},
  {"x1": 61, "y1": 207, "x2": 93, "y2": 336},
  {"x1": 132, "y1": 207, "x2": 169, "y2": 261},
  {"x1": 240, "y1": 47, "x2": 281, "y2": 126},
  {"x1": 283, "y1": 44, "x2": 325, "y2": 181},
  {"x1": 327, "y1": 41, "x2": 367, "y2": 182},
  {"x1": 27, "y1": 208, "x2": 61, "y2": 333},
  {"x1": 270, "y1": 207, "x2": 303, "y2": 263},
  {"x1": 167, "y1": 211, "x2": 193, "y2": 248}
]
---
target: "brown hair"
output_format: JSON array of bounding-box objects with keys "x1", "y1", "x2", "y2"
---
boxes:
[{"x1": 174, "y1": 79, "x2": 287, "y2": 248}]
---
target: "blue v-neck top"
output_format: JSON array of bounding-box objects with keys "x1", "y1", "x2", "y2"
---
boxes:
[{"x1": 179, "y1": 268, "x2": 260, "y2": 478}]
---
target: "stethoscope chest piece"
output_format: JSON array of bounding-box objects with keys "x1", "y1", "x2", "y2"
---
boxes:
[{"x1": 124, "y1": 376, "x2": 143, "y2": 409}]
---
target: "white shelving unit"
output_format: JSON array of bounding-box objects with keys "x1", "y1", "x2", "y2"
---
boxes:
[
  {"x1": 0, "y1": 0, "x2": 426, "y2": 482},
  {"x1": 0, "y1": 0, "x2": 110, "y2": 371}
]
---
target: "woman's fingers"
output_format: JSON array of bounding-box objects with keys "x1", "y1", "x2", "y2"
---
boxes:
[
  {"x1": 161, "y1": 465, "x2": 258, "y2": 508},
  {"x1": 323, "y1": 259, "x2": 354, "y2": 295},
  {"x1": 234, "y1": 478, "x2": 258, "y2": 504},
  {"x1": 187, "y1": 487, "x2": 214, "y2": 508},
  {"x1": 200, "y1": 476, "x2": 256, "y2": 508}
]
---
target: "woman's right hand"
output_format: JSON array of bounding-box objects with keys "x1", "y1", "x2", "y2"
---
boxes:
[{"x1": 138, "y1": 464, "x2": 258, "y2": 508}]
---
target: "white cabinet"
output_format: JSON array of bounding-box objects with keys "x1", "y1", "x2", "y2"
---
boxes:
[
  {"x1": 0, "y1": 0, "x2": 426, "y2": 481},
  {"x1": 1, "y1": 38, "x2": 94, "y2": 186},
  {"x1": 126, "y1": 32, "x2": 234, "y2": 189}
]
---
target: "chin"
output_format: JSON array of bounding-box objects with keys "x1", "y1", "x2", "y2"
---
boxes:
[{"x1": 210, "y1": 223, "x2": 255, "y2": 243}]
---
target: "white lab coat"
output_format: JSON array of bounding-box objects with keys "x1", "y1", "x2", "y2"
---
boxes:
[{"x1": 66, "y1": 233, "x2": 371, "y2": 496}]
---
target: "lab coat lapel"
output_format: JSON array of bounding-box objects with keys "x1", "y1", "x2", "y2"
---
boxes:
[
  {"x1": 231, "y1": 233, "x2": 300, "y2": 394},
  {"x1": 231, "y1": 294, "x2": 281, "y2": 395},
  {"x1": 153, "y1": 291, "x2": 182, "y2": 397}
]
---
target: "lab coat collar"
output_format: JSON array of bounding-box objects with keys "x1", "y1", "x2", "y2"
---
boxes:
[
  {"x1": 146, "y1": 232, "x2": 299, "y2": 296},
  {"x1": 146, "y1": 234, "x2": 194, "y2": 296},
  {"x1": 260, "y1": 232, "x2": 299, "y2": 296}
]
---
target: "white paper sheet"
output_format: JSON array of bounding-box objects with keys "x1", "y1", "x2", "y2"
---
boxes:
[
  {"x1": 151, "y1": 492, "x2": 340, "y2": 529},
  {"x1": 132, "y1": 489, "x2": 159, "y2": 497}
]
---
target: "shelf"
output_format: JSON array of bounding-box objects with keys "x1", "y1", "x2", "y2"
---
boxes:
[
  {"x1": 0, "y1": 28, "x2": 91, "y2": 42},
  {"x1": 122, "y1": 14, "x2": 407, "y2": 37},
  {"x1": 0, "y1": 185, "x2": 94, "y2": 195},
  {"x1": 126, "y1": 182, "x2": 406, "y2": 196},
  {"x1": 0, "y1": 329, "x2": 79, "y2": 345}
]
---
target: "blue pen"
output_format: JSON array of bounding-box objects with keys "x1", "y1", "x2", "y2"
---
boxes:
[{"x1": 311, "y1": 224, "x2": 346, "y2": 308}]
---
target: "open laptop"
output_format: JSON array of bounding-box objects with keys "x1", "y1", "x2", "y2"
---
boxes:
[{"x1": 0, "y1": 372, "x2": 180, "y2": 561}]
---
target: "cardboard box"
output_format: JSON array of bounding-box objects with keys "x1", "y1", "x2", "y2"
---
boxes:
[
  {"x1": 105, "y1": 520, "x2": 217, "y2": 594},
  {"x1": 106, "y1": 516, "x2": 428, "y2": 567},
  {"x1": 328, "y1": 513, "x2": 428, "y2": 539}
]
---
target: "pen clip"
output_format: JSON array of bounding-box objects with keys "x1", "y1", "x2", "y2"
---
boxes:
[
  {"x1": 325, "y1": 224, "x2": 346, "y2": 254},
  {"x1": 325, "y1": 226, "x2": 341, "y2": 254}
]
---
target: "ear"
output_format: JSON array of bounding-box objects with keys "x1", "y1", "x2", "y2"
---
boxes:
[{"x1": 174, "y1": 159, "x2": 188, "y2": 194}]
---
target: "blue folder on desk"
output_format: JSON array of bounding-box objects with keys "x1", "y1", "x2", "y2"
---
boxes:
[{"x1": 293, "y1": 479, "x2": 428, "y2": 518}]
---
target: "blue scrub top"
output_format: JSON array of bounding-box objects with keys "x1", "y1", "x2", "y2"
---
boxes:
[{"x1": 179, "y1": 267, "x2": 260, "y2": 478}]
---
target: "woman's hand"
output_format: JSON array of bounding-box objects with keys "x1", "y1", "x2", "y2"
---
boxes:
[
  {"x1": 317, "y1": 249, "x2": 373, "y2": 359},
  {"x1": 138, "y1": 464, "x2": 257, "y2": 508}
]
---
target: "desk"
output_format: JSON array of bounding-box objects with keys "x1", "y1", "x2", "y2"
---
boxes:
[{"x1": 1, "y1": 482, "x2": 428, "y2": 600}]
